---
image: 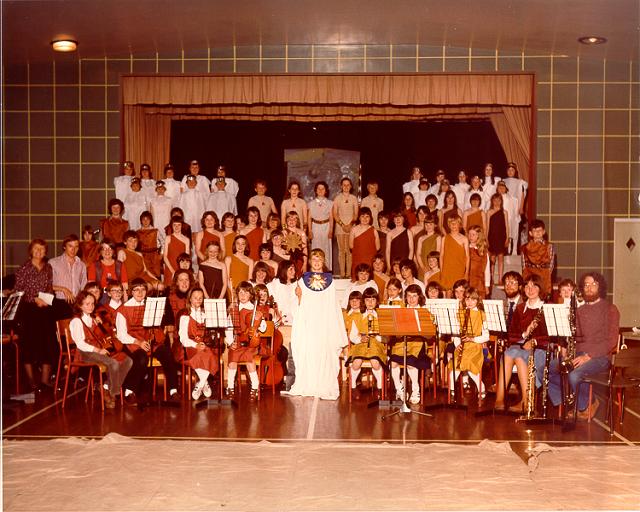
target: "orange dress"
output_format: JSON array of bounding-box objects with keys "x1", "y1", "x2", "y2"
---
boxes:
[
  {"x1": 100, "y1": 217, "x2": 129, "y2": 244},
  {"x1": 350, "y1": 226, "x2": 377, "y2": 279},
  {"x1": 440, "y1": 235, "x2": 466, "y2": 290},
  {"x1": 245, "y1": 227, "x2": 264, "y2": 261},
  {"x1": 223, "y1": 231, "x2": 236, "y2": 259},
  {"x1": 229, "y1": 255, "x2": 250, "y2": 289},
  {"x1": 137, "y1": 228, "x2": 161, "y2": 276},
  {"x1": 163, "y1": 235, "x2": 186, "y2": 285},
  {"x1": 468, "y1": 246, "x2": 488, "y2": 296},
  {"x1": 199, "y1": 230, "x2": 221, "y2": 262},
  {"x1": 465, "y1": 210, "x2": 484, "y2": 231},
  {"x1": 521, "y1": 240, "x2": 553, "y2": 295},
  {"x1": 184, "y1": 314, "x2": 219, "y2": 374}
]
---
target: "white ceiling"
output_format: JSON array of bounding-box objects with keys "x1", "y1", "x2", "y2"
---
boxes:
[{"x1": 2, "y1": 0, "x2": 639, "y2": 64}]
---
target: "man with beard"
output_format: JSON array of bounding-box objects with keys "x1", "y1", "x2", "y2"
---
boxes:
[{"x1": 546, "y1": 272, "x2": 619, "y2": 419}]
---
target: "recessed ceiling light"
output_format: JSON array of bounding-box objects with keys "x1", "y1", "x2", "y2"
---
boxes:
[
  {"x1": 51, "y1": 39, "x2": 78, "y2": 52},
  {"x1": 578, "y1": 36, "x2": 607, "y2": 45}
]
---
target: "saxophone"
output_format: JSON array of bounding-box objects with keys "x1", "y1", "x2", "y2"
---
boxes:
[
  {"x1": 522, "y1": 304, "x2": 545, "y2": 419},
  {"x1": 456, "y1": 308, "x2": 470, "y2": 370}
]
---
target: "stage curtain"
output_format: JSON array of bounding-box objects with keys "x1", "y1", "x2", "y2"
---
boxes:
[
  {"x1": 489, "y1": 107, "x2": 532, "y2": 181},
  {"x1": 122, "y1": 74, "x2": 534, "y2": 181}
]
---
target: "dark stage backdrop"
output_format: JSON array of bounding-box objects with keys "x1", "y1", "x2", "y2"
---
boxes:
[{"x1": 169, "y1": 120, "x2": 508, "y2": 210}]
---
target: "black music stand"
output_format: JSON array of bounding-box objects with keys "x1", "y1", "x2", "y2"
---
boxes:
[
  {"x1": 3, "y1": 292, "x2": 34, "y2": 404},
  {"x1": 422, "y1": 300, "x2": 467, "y2": 413},
  {"x1": 196, "y1": 299, "x2": 237, "y2": 408},
  {"x1": 378, "y1": 308, "x2": 435, "y2": 420},
  {"x1": 475, "y1": 299, "x2": 519, "y2": 417},
  {"x1": 140, "y1": 296, "x2": 180, "y2": 409}
]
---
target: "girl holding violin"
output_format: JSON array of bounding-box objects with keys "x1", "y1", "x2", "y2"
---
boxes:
[
  {"x1": 224, "y1": 281, "x2": 261, "y2": 400},
  {"x1": 179, "y1": 287, "x2": 219, "y2": 400},
  {"x1": 69, "y1": 291, "x2": 133, "y2": 408},
  {"x1": 254, "y1": 284, "x2": 286, "y2": 389}
]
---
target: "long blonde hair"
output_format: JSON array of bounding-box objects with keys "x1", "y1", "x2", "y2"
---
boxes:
[{"x1": 468, "y1": 225, "x2": 487, "y2": 256}]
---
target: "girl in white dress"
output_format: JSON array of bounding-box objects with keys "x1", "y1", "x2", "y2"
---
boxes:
[
  {"x1": 307, "y1": 181, "x2": 334, "y2": 271},
  {"x1": 123, "y1": 178, "x2": 148, "y2": 231},
  {"x1": 286, "y1": 249, "x2": 347, "y2": 400},
  {"x1": 114, "y1": 161, "x2": 135, "y2": 201}
]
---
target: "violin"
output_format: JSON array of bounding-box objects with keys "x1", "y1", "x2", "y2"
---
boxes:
[
  {"x1": 258, "y1": 295, "x2": 285, "y2": 387},
  {"x1": 238, "y1": 303, "x2": 265, "y2": 349},
  {"x1": 94, "y1": 305, "x2": 124, "y2": 354}
]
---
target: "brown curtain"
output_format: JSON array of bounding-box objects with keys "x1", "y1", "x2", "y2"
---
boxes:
[
  {"x1": 489, "y1": 107, "x2": 532, "y2": 182},
  {"x1": 121, "y1": 73, "x2": 534, "y2": 181}
]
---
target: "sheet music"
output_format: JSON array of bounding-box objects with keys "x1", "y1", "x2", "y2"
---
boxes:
[
  {"x1": 483, "y1": 299, "x2": 508, "y2": 333},
  {"x1": 203, "y1": 299, "x2": 230, "y2": 329},
  {"x1": 2, "y1": 291, "x2": 24, "y2": 321},
  {"x1": 543, "y1": 304, "x2": 571, "y2": 337},
  {"x1": 424, "y1": 299, "x2": 458, "y2": 335},
  {"x1": 143, "y1": 297, "x2": 166, "y2": 327}
]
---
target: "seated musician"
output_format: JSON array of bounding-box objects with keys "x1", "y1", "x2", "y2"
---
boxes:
[
  {"x1": 94, "y1": 280, "x2": 124, "y2": 337},
  {"x1": 448, "y1": 287, "x2": 489, "y2": 399},
  {"x1": 116, "y1": 278, "x2": 180, "y2": 405},
  {"x1": 547, "y1": 272, "x2": 619, "y2": 419},
  {"x1": 164, "y1": 270, "x2": 195, "y2": 362},
  {"x1": 345, "y1": 287, "x2": 386, "y2": 397},
  {"x1": 69, "y1": 291, "x2": 133, "y2": 408},
  {"x1": 178, "y1": 287, "x2": 219, "y2": 400},
  {"x1": 224, "y1": 281, "x2": 261, "y2": 401},
  {"x1": 495, "y1": 274, "x2": 548, "y2": 413},
  {"x1": 390, "y1": 284, "x2": 430, "y2": 405}
]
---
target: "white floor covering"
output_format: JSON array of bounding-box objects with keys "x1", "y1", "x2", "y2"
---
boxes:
[{"x1": 3, "y1": 434, "x2": 639, "y2": 511}]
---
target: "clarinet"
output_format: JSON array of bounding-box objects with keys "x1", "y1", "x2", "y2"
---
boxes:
[
  {"x1": 559, "y1": 291, "x2": 578, "y2": 409},
  {"x1": 456, "y1": 308, "x2": 470, "y2": 370}
]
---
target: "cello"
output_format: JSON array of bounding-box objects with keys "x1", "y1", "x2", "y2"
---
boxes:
[{"x1": 256, "y1": 295, "x2": 285, "y2": 388}]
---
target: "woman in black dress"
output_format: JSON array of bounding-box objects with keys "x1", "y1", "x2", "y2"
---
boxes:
[
  {"x1": 197, "y1": 240, "x2": 228, "y2": 299},
  {"x1": 486, "y1": 193, "x2": 510, "y2": 285}
]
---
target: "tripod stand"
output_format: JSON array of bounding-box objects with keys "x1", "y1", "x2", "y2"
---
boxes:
[{"x1": 376, "y1": 307, "x2": 435, "y2": 420}]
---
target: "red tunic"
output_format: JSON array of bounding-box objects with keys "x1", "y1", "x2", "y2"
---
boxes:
[
  {"x1": 199, "y1": 230, "x2": 221, "y2": 262},
  {"x1": 137, "y1": 228, "x2": 162, "y2": 276},
  {"x1": 184, "y1": 315, "x2": 219, "y2": 374},
  {"x1": 100, "y1": 217, "x2": 129, "y2": 244},
  {"x1": 521, "y1": 241, "x2": 553, "y2": 296},
  {"x1": 245, "y1": 227, "x2": 264, "y2": 261},
  {"x1": 227, "y1": 304, "x2": 259, "y2": 363},
  {"x1": 351, "y1": 226, "x2": 377, "y2": 280},
  {"x1": 163, "y1": 235, "x2": 187, "y2": 285},
  {"x1": 468, "y1": 247, "x2": 488, "y2": 296}
]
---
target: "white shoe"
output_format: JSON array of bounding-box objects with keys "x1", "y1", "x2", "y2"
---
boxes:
[
  {"x1": 395, "y1": 387, "x2": 404, "y2": 401},
  {"x1": 192, "y1": 384, "x2": 203, "y2": 400},
  {"x1": 202, "y1": 382, "x2": 212, "y2": 398},
  {"x1": 409, "y1": 392, "x2": 420, "y2": 405}
]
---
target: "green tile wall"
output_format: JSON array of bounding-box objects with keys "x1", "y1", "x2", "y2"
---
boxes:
[{"x1": 3, "y1": 45, "x2": 639, "y2": 288}]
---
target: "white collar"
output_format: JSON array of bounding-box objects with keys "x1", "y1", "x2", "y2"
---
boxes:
[
  {"x1": 81, "y1": 313, "x2": 93, "y2": 326},
  {"x1": 365, "y1": 310, "x2": 378, "y2": 318},
  {"x1": 190, "y1": 308, "x2": 206, "y2": 321},
  {"x1": 238, "y1": 302, "x2": 254, "y2": 311},
  {"x1": 525, "y1": 298, "x2": 543, "y2": 310},
  {"x1": 124, "y1": 297, "x2": 145, "y2": 306},
  {"x1": 109, "y1": 299, "x2": 122, "y2": 309}
]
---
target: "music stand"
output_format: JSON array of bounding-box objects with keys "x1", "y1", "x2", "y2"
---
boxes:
[
  {"x1": 475, "y1": 300, "x2": 519, "y2": 417},
  {"x1": 196, "y1": 299, "x2": 237, "y2": 408},
  {"x1": 378, "y1": 307, "x2": 435, "y2": 420},
  {"x1": 3, "y1": 292, "x2": 33, "y2": 404},
  {"x1": 422, "y1": 299, "x2": 468, "y2": 413},
  {"x1": 141, "y1": 296, "x2": 179, "y2": 409}
]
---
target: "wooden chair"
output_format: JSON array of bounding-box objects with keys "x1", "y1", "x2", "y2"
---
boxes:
[
  {"x1": 573, "y1": 344, "x2": 640, "y2": 434},
  {"x1": 57, "y1": 320, "x2": 108, "y2": 410},
  {"x1": 1, "y1": 328, "x2": 20, "y2": 395}
]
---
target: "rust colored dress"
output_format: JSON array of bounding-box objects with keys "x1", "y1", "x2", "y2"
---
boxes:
[
  {"x1": 137, "y1": 228, "x2": 161, "y2": 276},
  {"x1": 440, "y1": 234, "x2": 466, "y2": 290},
  {"x1": 350, "y1": 226, "x2": 377, "y2": 279},
  {"x1": 80, "y1": 240, "x2": 100, "y2": 267},
  {"x1": 227, "y1": 303, "x2": 259, "y2": 363},
  {"x1": 199, "y1": 230, "x2": 221, "y2": 261},
  {"x1": 100, "y1": 217, "x2": 129, "y2": 244},
  {"x1": 245, "y1": 227, "x2": 264, "y2": 261},
  {"x1": 163, "y1": 235, "x2": 186, "y2": 285},
  {"x1": 183, "y1": 313, "x2": 219, "y2": 375},
  {"x1": 403, "y1": 208, "x2": 417, "y2": 227},
  {"x1": 223, "y1": 231, "x2": 236, "y2": 259},
  {"x1": 468, "y1": 246, "x2": 488, "y2": 296},
  {"x1": 229, "y1": 255, "x2": 250, "y2": 289},
  {"x1": 465, "y1": 210, "x2": 484, "y2": 232},
  {"x1": 521, "y1": 240, "x2": 553, "y2": 295}
]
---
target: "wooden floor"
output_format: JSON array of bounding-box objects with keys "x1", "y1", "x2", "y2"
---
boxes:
[{"x1": 3, "y1": 373, "x2": 639, "y2": 464}]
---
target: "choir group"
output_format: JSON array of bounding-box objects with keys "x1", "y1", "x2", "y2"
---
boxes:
[{"x1": 9, "y1": 160, "x2": 618, "y2": 419}]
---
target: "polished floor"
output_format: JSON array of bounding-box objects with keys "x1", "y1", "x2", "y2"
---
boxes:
[{"x1": 3, "y1": 369, "x2": 639, "y2": 465}]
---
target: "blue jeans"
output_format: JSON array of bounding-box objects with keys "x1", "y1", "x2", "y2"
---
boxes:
[{"x1": 547, "y1": 352, "x2": 610, "y2": 411}]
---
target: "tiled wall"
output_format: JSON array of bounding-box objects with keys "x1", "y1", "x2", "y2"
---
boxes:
[{"x1": 3, "y1": 44, "x2": 639, "y2": 287}]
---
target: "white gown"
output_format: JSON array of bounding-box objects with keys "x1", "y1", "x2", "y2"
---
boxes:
[
  {"x1": 289, "y1": 273, "x2": 347, "y2": 400},
  {"x1": 114, "y1": 175, "x2": 133, "y2": 201},
  {"x1": 123, "y1": 190, "x2": 147, "y2": 231},
  {"x1": 307, "y1": 198, "x2": 333, "y2": 270}
]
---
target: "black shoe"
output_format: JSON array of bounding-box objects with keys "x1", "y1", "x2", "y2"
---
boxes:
[
  {"x1": 168, "y1": 391, "x2": 181, "y2": 402},
  {"x1": 124, "y1": 393, "x2": 138, "y2": 406}
]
